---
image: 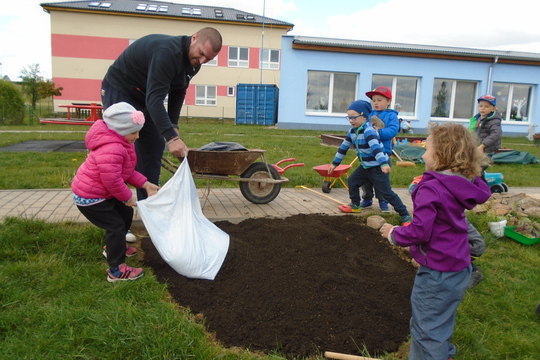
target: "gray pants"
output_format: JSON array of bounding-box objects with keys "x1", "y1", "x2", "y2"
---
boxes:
[{"x1": 408, "y1": 265, "x2": 471, "y2": 360}]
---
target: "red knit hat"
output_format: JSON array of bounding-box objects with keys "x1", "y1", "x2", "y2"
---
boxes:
[{"x1": 366, "y1": 86, "x2": 392, "y2": 100}]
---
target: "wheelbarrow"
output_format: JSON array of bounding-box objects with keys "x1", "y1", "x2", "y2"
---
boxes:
[
  {"x1": 313, "y1": 157, "x2": 358, "y2": 193},
  {"x1": 161, "y1": 148, "x2": 289, "y2": 204}
]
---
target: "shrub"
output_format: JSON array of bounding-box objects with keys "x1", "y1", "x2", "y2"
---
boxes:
[{"x1": 0, "y1": 80, "x2": 25, "y2": 125}]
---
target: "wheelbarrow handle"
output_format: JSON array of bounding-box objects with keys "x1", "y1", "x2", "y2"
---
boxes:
[
  {"x1": 281, "y1": 163, "x2": 305, "y2": 171},
  {"x1": 275, "y1": 158, "x2": 296, "y2": 166}
]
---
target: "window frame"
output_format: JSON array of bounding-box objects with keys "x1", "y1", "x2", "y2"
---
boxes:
[
  {"x1": 430, "y1": 79, "x2": 478, "y2": 121},
  {"x1": 260, "y1": 49, "x2": 280, "y2": 70},
  {"x1": 202, "y1": 56, "x2": 217, "y2": 66},
  {"x1": 305, "y1": 71, "x2": 358, "y2": 116},
  {"x1": 195, "y1": 85, "x2": 217, "y2": 106},
  {"x1": 371, "y1": 75, "x2": 420, "y2": 118},
  {"x1": 228, "y1": 46, "x2": 249, "y2": 68},
  {"x1": 492, "y1": 82, "x2": 534, "y2": 123}
]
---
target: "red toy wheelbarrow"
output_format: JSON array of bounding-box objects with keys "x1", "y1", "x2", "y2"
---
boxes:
[{"x1": 313, "y1": 157, "x2": 358, "y2": 193}]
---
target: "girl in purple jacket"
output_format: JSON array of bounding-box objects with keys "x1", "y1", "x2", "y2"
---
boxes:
[
  {"x1": 72, "y1": 102, "x2": 160, "y2": 282},
  {"x1": 380, "y1": 123, "x2": 491, "y2": 360}
]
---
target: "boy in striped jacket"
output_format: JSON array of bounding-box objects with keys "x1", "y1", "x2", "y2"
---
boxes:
[{"x1": 329, "y1": 100, "x2": 412, "y2": 225}]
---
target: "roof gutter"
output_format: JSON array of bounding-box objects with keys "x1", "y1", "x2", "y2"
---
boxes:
[{"x1": 487, "y1": 56, "x2": 499, "y2": 94}]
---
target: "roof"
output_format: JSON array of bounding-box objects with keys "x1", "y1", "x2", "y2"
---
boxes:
[
  {"x1": 291, "y1": 36, "x2": 540, "y2": 65},
  {"x1": 40, "y1": 0, "x2": 294, "y2": 28}
]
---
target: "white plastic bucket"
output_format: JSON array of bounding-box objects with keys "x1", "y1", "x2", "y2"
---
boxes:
[{"x1": 489, "y1": 219, "x2": 507, "y2": 237}]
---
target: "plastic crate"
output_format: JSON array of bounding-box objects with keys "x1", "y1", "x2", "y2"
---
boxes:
[{"x1": 504, "y1": 226, "x2": 540, "y2": 245}]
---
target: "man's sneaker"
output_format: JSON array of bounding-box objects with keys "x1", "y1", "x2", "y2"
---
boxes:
[
  {"x1": 401, "y1": 215, "x2": 412, "y2": 226},
  {"x1": 535, "y1": 301, "x2": 540, "y2": 318},
  {"x1": 125, "y1": 230, "x2": 137, "y2": 243},
  {"x1": 468, "y1": 269, "x2": 484, "y2": 289},
  {"x1": 102, "y1": 244, "x2": 138, "y2": 258},
  {"x1": 360, "y1": 200, "x2": 373, "y2": 209},
  {"x1": 107, "y1": 263, "x2": 144, "y2": 282},
  {"x1": 338, "y1": 203, "x2": 362, "y2": 213},
  {"x1": 379, "y1": 201, "x2": 390, "y2": 213}
]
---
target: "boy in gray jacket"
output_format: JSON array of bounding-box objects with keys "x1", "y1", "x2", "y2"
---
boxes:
[{"x1": 469, "y1": 94, "x2": 502, "y2": 156}]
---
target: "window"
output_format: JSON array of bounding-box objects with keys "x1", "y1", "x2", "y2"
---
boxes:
[
  {"x1": 260, "y1": 49, "x2": 280, "y2": 70},
  {"x1": 195, "y1": 85, "x2": 216, "y2": 106},
  {"x1": 306, "y1": 71, "x2": 357, "y2": 114},
  {"x1": 371, "y1": 75, "x2": 420, "y2": 117},
  {"x1": 203, "y1": 56, "x2": 217, "y2": 66},
  {"x1": 492, "y1": 83, "x2": 533, "y2": 122},
  {"x1": 228, "y1": 47, "x2": 249, "y2": 67},
  {"x1": 431, "y1": 79, "x2": 477, "y2": 119},
  {"x1": 227, "y1": 86, "x2": 235, "y2": 97}
]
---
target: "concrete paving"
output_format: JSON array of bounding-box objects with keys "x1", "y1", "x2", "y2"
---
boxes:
[{"x1": 0, "y1": 186, "x2": 406, "y2": 225}]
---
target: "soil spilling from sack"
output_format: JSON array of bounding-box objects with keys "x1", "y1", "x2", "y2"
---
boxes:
[{"x1": 141, "y1": 214, "x2": 417, "y2": 359}]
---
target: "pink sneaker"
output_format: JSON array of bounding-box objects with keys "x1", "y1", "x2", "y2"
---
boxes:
[
  {"x1": 107, "y1": 263, "x2": 144, "y2": 282},
  {"x1": 102, "y1": 244, "x2": 138, "y2": 258}
]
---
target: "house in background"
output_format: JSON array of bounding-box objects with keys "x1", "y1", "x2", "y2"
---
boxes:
[
  {"x1": 40, "y1": 1, "x2": 540, "y2": 136},
  {"x1": 277, "y1": 35, "x2": 540, "y2": 136},
  {"x1": 40, "y1": 0, "x2": 292, "y2": 119}
]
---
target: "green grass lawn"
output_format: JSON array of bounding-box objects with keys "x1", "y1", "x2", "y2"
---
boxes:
[
  {"x1": 0, "y1": 121, "x2": 539, "y2": 190},
  {"x1": 1, "y1": 212, "x2": 539, "y2": 359},
  {"x1": 1, "y1": 121, "x2": 540, "y2": 359}
]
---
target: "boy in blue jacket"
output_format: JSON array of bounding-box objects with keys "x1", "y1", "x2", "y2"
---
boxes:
[
  {"x1": 329, "y1": 100, "x2": 411, "y2": 225},
  {"x1": 361, "y1": 86, "x2": 400, "y2": 213}
]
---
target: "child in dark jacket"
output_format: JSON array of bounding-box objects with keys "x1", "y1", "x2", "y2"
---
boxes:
[
  {"x1": 72, "y1": 102, "x2": 160, "y2": 282},
  {"x1": 469, "y1": 94, "x2": 502, "y2": 156},
  {"x1": 468, "y1": 94, "x2": 503, "y2": 286},
  {"x1": 380, "y1": 123, "x2": 491, "y2": 360},
  {"x1": 329, "y1": 99, "x2": 411, "y2": 225}
]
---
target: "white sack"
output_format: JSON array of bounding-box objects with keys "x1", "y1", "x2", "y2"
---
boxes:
[{"x1": 137, "y1": 158, "x2": 229, "y2": 280}]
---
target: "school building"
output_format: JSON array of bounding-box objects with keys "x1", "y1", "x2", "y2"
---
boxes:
[
  {"x1": 40, "y1": 0, "x2": 293, "y2": 119},
  {"x1": 41, "y1": 1, "x2": 540, "y2": 136},
  {"x1": 277, "y1": 36, "x2": 540, "y2": 136}
]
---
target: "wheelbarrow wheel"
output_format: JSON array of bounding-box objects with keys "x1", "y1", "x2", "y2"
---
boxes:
[
  {"x1": 240, "y1": 162, "x2": 281, "y2": 204},
  {"x1": 322, "y1": 181, "x2": 332, "y2": 193}
]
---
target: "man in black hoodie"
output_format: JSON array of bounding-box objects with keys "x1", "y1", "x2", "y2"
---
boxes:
[{"x1": 101, "y1": 27, "x2": 222, "y2": 199}]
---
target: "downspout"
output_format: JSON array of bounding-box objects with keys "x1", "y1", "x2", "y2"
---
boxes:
[{"x1": 487, "y1": 56, "x2": 499, "y2": 94}]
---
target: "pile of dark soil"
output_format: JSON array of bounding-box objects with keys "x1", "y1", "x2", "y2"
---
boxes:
[{"x1": 141, "y1": 214, "x2": 416, "y2": 359}]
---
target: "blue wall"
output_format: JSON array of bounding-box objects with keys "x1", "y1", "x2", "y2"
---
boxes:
[{"x1": 277, "y1": 35, "x2": 539, "y2": 136}]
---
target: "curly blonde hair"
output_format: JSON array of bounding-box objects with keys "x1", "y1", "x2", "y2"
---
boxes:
[{"x1": 427, "y1": 123, "x2": 485, "y2": 179}]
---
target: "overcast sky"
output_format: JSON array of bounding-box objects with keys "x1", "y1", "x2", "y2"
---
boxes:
[{"x1": 1, "y1": 0, "x2": 539, "y2": 80}]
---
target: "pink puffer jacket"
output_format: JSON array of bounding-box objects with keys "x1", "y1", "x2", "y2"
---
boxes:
[{"x1": 71, "y1": 120, "x2": 147, "y2": 202}]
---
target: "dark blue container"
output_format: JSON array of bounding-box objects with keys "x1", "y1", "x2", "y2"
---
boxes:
[{"x1": 235, "y1": 84, "x2": 279, "y2": 125}]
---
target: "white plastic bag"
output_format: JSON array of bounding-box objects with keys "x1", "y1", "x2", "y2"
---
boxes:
[{"x1": 137, "y1": 158, "x2": 229, "y2": 280}]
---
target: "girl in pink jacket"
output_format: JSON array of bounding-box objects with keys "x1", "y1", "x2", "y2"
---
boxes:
[{"x1": 72, "y1": 102, "x2": 159, "y2": 282}]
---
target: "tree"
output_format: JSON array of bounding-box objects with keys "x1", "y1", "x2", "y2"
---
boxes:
[
  {"x1": 433, "y1": 81, "x2": 449, "y2": 117},
  {"x1": 20, "y1": 64, "x2": 43, "y2": 109},
  {"x1": 20, "y1": 64, "x2": 63, "y2": 112},
  {"x1": 0, "y1": 80, "x2": 25, "y2": 125},
  {"x1": 38, "y1": 79, "x2": 63, "y2": 109}
]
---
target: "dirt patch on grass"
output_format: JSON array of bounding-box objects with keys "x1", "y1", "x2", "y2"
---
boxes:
[{"x1": 141, "y1": 213, "x2": 416, "y2": 359}]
